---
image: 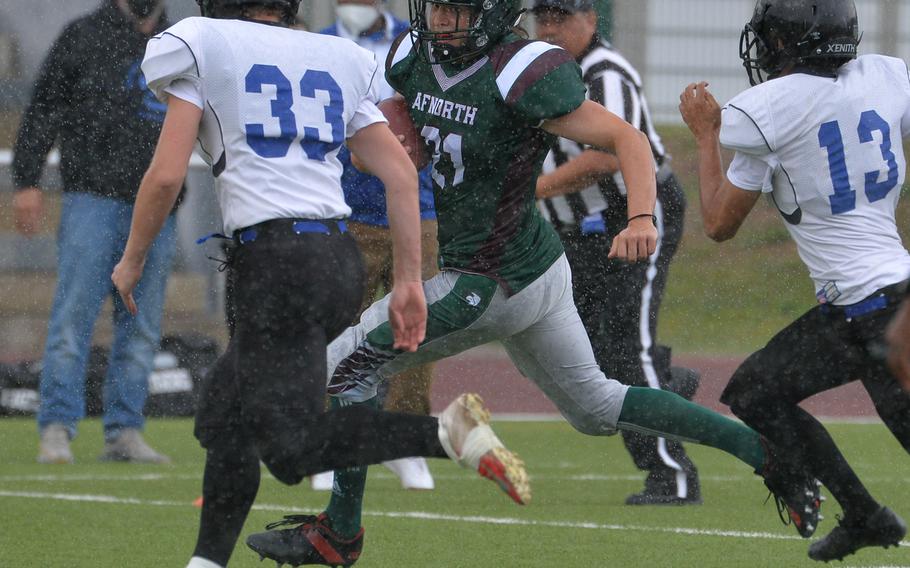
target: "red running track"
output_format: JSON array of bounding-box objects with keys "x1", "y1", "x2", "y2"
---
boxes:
[{"x1": 429, "y1": 347, "x2": 879, "y2": 419}]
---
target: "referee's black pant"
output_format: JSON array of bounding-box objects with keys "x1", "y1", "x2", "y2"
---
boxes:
[{"x1": 561, "y1": 175, "x2": 699, "y2": 499}]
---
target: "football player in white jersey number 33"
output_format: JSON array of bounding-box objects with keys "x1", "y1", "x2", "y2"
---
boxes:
[
  {"x1": 680, "y1": 0, "x2": 910, "y2": 562},
  {"x1": 109, "y1": 0, "x2": 541, "y2": 567}
]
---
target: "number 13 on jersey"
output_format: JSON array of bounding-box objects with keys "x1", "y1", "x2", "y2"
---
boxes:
[{"x1": 818, "y1": 109, "x2": 899, "y2": 215}]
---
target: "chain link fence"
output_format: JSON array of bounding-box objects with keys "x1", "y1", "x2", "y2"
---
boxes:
[{"x1": 610, "y1": 0, "x2": 909, "y2": 123}]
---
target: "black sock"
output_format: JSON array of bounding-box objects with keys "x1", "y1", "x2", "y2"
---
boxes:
[{"x1": 193, "y1": 443, "x2": 261, "y2": 566}]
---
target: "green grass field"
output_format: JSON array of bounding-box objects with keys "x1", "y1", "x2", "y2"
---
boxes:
[{"x1": 1, "y1": 418, "x2": 908, "y2": 567}]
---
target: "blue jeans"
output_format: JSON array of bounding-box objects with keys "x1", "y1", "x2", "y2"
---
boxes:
[{"x1": 37, "y1": 192, "x2": 177, "y2": 440}]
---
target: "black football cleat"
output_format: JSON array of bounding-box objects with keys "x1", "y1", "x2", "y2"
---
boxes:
[
  {"x1": 808, "y1": 507, "x2": 906, "y2": 562},
  {"x1": 246, "y1": 513, "x2": 363, "y2": 567},
  {"x1": 758, "y1": 439, "x2": 824, "y2": 538}
]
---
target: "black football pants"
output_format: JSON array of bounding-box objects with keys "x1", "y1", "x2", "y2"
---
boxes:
[
  {"x1": 191, "y1": 221, "x2": 447, "y2": 565},
  {"x1": 195, "y1": 222, "x2": 446, "y2": 482},
  {"x1": 721, "y1": 282, "x2": 910, "y2": 518}
]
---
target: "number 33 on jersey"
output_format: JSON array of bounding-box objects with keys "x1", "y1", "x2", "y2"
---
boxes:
[{"x1": 140, "y1": 17, "x2": 388, "y2": 235}]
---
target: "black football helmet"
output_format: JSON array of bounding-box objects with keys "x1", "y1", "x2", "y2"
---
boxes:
[
  {"x1": 408, "y1": 0, "x2": 525, "y2": 63},
  {"x1": 196, "y1": 0, "x2": 300, "y2": 25},
  {"x1": 740, "y1": 0, "x2": 860, "y2": 86}
]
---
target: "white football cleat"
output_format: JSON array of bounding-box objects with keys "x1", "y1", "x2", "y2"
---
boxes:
[
  {"x1": 383, "y1": 457, "x2": 435, "y2": 490},
  {"x1": 309, "y1": 470, "x2": 334, "y2": 491},
  {"x1": 438, "y1": 393, "x2": 530, "y2": 505}
]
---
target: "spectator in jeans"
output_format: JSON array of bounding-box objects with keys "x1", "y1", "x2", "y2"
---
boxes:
[{"x1": 12, "y1": 0, "x2": 177, "y2": 464}]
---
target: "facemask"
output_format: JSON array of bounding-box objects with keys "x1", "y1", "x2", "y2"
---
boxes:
[
  {"x1": 127, "y1": 0, "x2": 161, "y2": 19},
  {"x1": 336, "y1": 4, "x2": 381, "y2": 36}
]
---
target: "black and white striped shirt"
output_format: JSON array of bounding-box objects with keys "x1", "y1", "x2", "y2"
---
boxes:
[{"x1": 539, "y1": 36, "x2": 668, "y2": 231}]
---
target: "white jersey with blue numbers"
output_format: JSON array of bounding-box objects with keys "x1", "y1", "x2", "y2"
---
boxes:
[
  {"x1": 722, "y1": 54, "x2": 910, "y2": 305},
  {"x1": 141, "y1": 17, "x2": 387, "y2": 234}
]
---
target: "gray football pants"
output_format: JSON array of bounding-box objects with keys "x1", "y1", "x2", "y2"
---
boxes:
[{"x1": 326, "y1": 254, "x2": 629, "y2": 436}]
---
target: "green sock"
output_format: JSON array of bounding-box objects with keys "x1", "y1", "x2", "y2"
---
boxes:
[
  {"x1": 324, "y1": 396, "x2": 380, "y2": 539},
  {"x1": 617, "y1": 386, "x2": 765, "y2": 472}
]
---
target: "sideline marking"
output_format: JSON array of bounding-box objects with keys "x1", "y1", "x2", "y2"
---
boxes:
[{"x1": 0, "y1": 489, "x2": 908, "y2": 548}]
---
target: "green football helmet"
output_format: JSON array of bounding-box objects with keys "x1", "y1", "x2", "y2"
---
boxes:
[{"x1": 408, "y1": 0, "x2": 525, "y2": 63}]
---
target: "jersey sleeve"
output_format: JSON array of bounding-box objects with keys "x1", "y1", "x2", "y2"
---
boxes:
[
  {"x1": 726, "y1": 151, "x2": 775, "y2": 192},
  {"x1": 348, "y1": 54, "x2": 388, "y2": 135},
  {"x1": 720, "y1": 90, "x2": 773, "y2": 156},
  {"x1": 895, "y1": 60, "x2": 910, "y2": 138},
  {"x1": 497, "y1": 42, "x2": 585, "y2": 124},
  {"x1": 385, "y1": 30, "x2": 417, "y2": 94},
  {"x1": 902, "y1": 64, "x2": 910, "y2": 138},
  {"x1": 142, "y1": 19, "x2": 203, "y2": 105},
  {"x1": 721, "y1": 89, "x2": 776, "y2": 191},
  {"x1": 163, "y1": 80, "x2": 203, "y2": 109}
]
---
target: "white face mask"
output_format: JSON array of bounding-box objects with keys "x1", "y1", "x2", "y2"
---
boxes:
[{"x1": 336, "y1": 4, "x2": 381, "y2": 36}]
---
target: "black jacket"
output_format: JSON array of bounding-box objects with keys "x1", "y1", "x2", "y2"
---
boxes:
[{"x1": 13, "y1": 1, "x2": 172, "y2": 203}]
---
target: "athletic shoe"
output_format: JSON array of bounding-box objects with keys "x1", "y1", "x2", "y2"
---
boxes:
[
  {"x1": 98, "y1": 429, "x2": 171, "y2": 463},
  {"x1": 625, "y1": 467, "x2": 702, "y2": 506},
  {"x1": 808, "y1": 507, "x2": 906, "y2": 562},
  {"x1": 383, "y1": 457, "x2": 435, "y2": 490},
  {"x1": 37, "y1": 424, "x2": 73, "y2": 464},
  {"x1": 667, "y1": 366, "x2": 701, "y2": 401},
  {"x1": 310, "y1": 471, "x2": 334, "y2": 491},
  {"x1": 437, "y1": 393, "x2": 530, "y2": 505},
  {"x1": 758, "y1": 438, "x2": 823, "y2": 538},
  {"x1": 246, "y1": 513, "x2": 362, "y2": 567}
]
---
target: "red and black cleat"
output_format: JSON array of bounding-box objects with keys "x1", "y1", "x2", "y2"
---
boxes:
[
  {"x1": 246, "y1": 513, "x2": 363, "y2": 567},
  {"x1": 758, "y1": 438, "x2": 824, "y2": 538}
]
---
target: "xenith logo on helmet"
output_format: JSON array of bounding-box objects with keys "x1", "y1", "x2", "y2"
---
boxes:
[{"x1": 823, "y1": 44, "x2": 856, "y2": 54}]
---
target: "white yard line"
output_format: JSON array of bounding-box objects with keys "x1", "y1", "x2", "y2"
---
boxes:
[
  {"x1": 493, "y1": 414, "x2": 891, "y2": 425},
  {"x1": 1, "y1": 472, "x2": 907, "y2": 484},
  {"x1": 0, "y1": 489, "x2": 907, "y2": 549}
]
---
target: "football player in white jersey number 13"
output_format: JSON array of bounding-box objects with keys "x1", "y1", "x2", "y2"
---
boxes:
[{"x1": 679, "y1": 0, "x2": 909, "y2": 562}]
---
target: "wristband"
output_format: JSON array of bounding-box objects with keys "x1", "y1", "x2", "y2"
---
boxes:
[{"x1": 628, "y1": 213, "x2": 657, "y2": 225}]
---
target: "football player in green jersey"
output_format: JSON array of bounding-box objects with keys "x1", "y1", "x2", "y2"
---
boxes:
[{"x1": 246, "y1": 1, "x2": 821, "y2": 565}]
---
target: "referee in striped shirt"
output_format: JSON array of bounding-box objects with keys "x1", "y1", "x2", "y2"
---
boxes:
[{"x1": 533, "y1": 0, "x2": 702, "y2": 506}]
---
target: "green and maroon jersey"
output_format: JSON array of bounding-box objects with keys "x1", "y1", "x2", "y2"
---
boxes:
[{"x1": 386, "y1": 33, "x2": 586, "y2": 294}]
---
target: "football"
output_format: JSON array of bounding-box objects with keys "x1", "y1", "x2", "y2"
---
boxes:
[{"x1": 378, "y1": 97, "x2": 428, "y2": 169}]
